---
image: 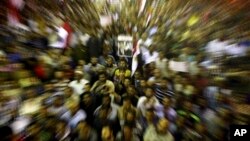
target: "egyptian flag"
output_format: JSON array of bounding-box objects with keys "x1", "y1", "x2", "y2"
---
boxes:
[
  {"x1": 50, "y1": 21, "x2": 72, "y2": 49},
  {"x1": 131, "y1": 38, "x2": 140, "y2": 76},
  {"x1": 7, "y1": 0, "x2": 24, "y2": 26}
]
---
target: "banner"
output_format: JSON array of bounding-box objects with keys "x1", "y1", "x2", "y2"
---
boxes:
[
  {"x1": 169, "y1": 60, "x2": 188, "y2": 72},
  {"x1": 117, "y1": 35, "x2": 133, "y2": 57}
]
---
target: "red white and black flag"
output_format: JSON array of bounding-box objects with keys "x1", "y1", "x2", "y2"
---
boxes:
[
  {"x1": 131, "y1": 37, "x2": 140, "y2": 76},
  {"x1": 7, "y1": 0, "x2": 24, "y2": 26}
]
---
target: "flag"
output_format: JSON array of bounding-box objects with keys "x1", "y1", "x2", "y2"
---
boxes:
[
  {"x1": 7, "y1": 0, "x2": 24, "y2": 27},
  {"x1": 138, "y1": 0, "x2": 147, "y2": 17},
  {"x1": 50, "y1": 21, "x2": 72, "y2": 49},
  {"x1": 131, "y1": 38, "x2": 140, "y2": 76},
  {"x1": 62, "y1": 21, "x2": 72, "y2": 48}
]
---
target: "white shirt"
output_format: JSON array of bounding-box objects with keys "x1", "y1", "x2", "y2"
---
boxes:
[
  {"x1": 205, "y1": 39, "x2": 229, "y2": 57},
  {"x1": 143, "y1": 51, "x2": 159, "y2": 65},
  {"x1": 137, "y1": 96, "x2": 161, "y2": 117},
  {"x1": 61, "y1": 110, "x2": 87, "y2": 128},
  {"x1": 94, "y1": 104, "x2": 119, "y2": 121},
  {"x1": 68, "y1": 79, "x2": 89, "y2": 95}
]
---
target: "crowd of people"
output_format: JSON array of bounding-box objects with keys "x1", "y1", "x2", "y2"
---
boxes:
[{"x1": 0, "y1": 41, "x2": 242, "y2": 141}]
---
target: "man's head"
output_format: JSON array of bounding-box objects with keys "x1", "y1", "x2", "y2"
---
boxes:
[
  {"x1": 125, "y1": 110, "x2": 136, "y2": 123},
  {"x1": 90, "y1": 57, "x2": 98, "y2": 66},
  {"x1": 84, "y1": 83, "x2": 91, "y2": 92},
  {"x1": 99, "y1": 72, "x2": 107, "y2": 82},
  {"x1": 124, "y1": 78, "x2": 131, "y2": 87},
  {"x1": 156, "y1": 118, "x2": 169, "y2": 134},
  {"x1": 74, "y1": 70, "x2": 83, "y2": 81},
  {"x1": 145, "y1": 87, "x2": 155, "y2": 98},
  {"x1": 134, "y1": 71, "x2": 142, "y2": 80},
  {"x1": 106, "y1": 56, "x2": 114, "y2": 66},
  {"x1": 118, "y1": 59, "x2": 127, "y2": 69},
  {"x1": 82, "y1": 93, "x2": 93, "y2": 105},
  {"x1": 78, "y1": 60, "x2": 85, "y2": 66},
  {"x1": 127, "y1": 85, "x2": 136, "y2": 96},
  {"x1": 140, "y1": 79, "x2": 147, "y2": 88}
]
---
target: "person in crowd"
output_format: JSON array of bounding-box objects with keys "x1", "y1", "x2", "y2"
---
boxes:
[
  {"x1": 114, "y1": 59, "x2": 131, "y2": 83},
  {"x1": 132, "y1": 71, "x2": 143, "y2": 88},
  {"x1": 47, "y1": 94, "x2": 68, "y2": 117},
  {"x1": 0, "y1": 93, "x2": 20, "y2": 125},
  {"x1": 138, "y1": 108, "x2": 159, "y2": 136},
  {"x1": 122, "y1": 85, "x2": 139, "y2": 107},
  {"x1": 182, "y1": 78, "x2": 196, "y2": 97},
  {"x1": 118, "y1": 96, "x2": 137, "y2": 126},
  {"x1": 55, "y1": 119, "x2": 71, "y2": 141},
  {"x1": 101, "y1": 125, "x2": 115, "y2": 141},
  {"x1": 137, "y1": 78, "x2": 147, "y2": 96},
  {"x1": 156, "y1": 97, "x2": 177, "y2": 122},
  {"x1": 147, "y1": 68, "x2": 163, "y2": 86},
  {"x1": 154, "y1": 78, "x2": 174, "y2": 103},
  {"x1": 68, "y1": 70, "x2": 89, "y2": 96},
  {"x1": 115, "y1": 77, "x2": 132, "y2": 95},
  {"x1": 76, "y1": 60, "x2": 91, "y2": 81},
  {"x1": 84, "y1": 56, "x2": 105, "y2": 84},
  {"x1": 22, "y1": 120, "x2": 43, "y2": 141},
  {"x1": 93, "y1": 106, "x2": 113, "y2": 140},
  {"x1": 61, "y1": 102, "x2": 87, "y2": 129},
  {"x1": 99, "y1": 45, "x2": 116, "y2": 66},
  {"x1": 94, "y1": 95, "x2": 119, "y2": 123},
  {"x1": 52, "y1": 70, "x2": 70, "y2": 92},
  {"x1": 19, "y1": 87, "x2": 44, "y2": 116},
  {"x1": 173, "y1": 116, "x2": 186, "y2": 141},
  {"x1": 142, "y1": 45, "x2": 159, "y2": 65},
  {"x1": 177, "y1": 100, "x2": 200, "y2": 129},
  {"x1": 123, "y1": 109, "x2": 142, "y2": 136},
  {"x1": 104, "y1": 56, "x2": 117, "y2": 80},
  {"x1": 64, "y1": 86, "x2": 79, "y2": 109},
  {"x1": 143, "y1": 118, "x2": 174, "y2": 141},
  {"x1": 79, "y1": 93, "x2": 98, "y2": 125},
  {"x1": 93, "y1": 95, "x2": 120, "y2": 138},
  {"x1": 75, "y1": 121, "x2": 98, "y2": 141},
  {"x1": 80, "y1": 83, "x2": 93, "y2": 96},
  {"x1": 91, "y1": 72, "x2": 115, "y2": 95},
  {"x1": 203, "y1": 79, "x2": 220, "y2": 110},
  {"x1": 116, "y1": 123, "x2": 140, "y2": 141},
  {"x1": 137, "y1": 87, "x2": 161, "y2": 117}
]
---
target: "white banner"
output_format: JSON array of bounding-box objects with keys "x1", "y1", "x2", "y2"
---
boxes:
[{"x1": 117, "y1": 35, "x2": 133, "y2": 57}]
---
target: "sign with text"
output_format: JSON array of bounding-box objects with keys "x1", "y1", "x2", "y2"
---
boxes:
[
  {"x1": 230, "y1": 125, "x2": 250, "y2": 141},
  {"x1": 117, "y1": 35, "x2": 133, "y2": 57}
]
